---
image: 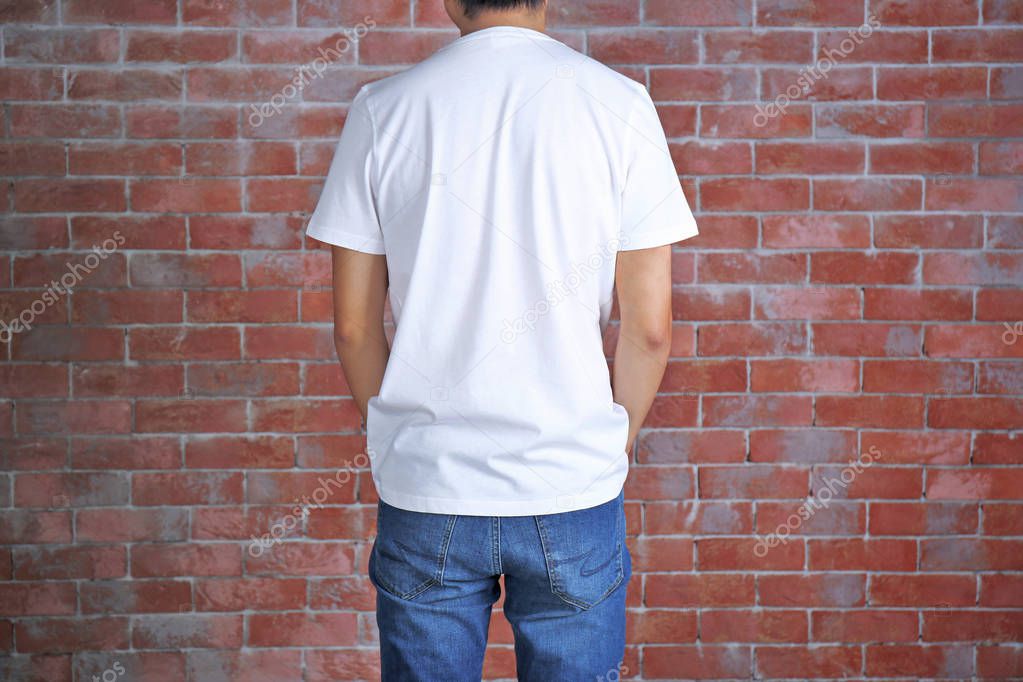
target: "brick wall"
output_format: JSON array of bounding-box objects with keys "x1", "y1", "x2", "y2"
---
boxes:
[{"x1": 1, "y1": 0, "x2": 1022, "y2": 680}]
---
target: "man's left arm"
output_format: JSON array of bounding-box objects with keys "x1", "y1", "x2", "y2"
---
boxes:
[{"x1": 330, "y1": 245, "x2": 390, "y2": 421}]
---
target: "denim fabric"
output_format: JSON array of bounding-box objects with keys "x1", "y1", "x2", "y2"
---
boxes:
[{"x1": 368, "y1": 488, "x2": 631, "y2": 681}]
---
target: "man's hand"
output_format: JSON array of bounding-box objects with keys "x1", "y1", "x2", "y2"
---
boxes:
[{"x1": 330, "y1": 245, "x2": 390, "y2": 421}]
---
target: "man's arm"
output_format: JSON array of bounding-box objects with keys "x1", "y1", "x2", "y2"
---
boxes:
[
  {"x1": 331, "y1": 245, "x2": 390, "y2": 421},
  {"x1": 612, "y1": 244, "x2": 674, "y2": 453}
]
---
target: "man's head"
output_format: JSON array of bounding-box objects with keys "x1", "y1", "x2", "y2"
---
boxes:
[{"x1": 444, "y1": 0, "x2": 547, "y2": 33}]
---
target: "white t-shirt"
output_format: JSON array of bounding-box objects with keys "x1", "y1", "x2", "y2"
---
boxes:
[{"x1": 306, "y1": 25, "x2": 699, "y2": 516}]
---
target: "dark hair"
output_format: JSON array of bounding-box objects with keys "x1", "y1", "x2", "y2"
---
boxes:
[{"x1": 459, "y1": 0, "x2": 545, "y2": 18}]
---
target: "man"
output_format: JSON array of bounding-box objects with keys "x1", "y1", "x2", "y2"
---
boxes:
[{"x1": 305, "y1": 0, "x2": 699, "y2": 679}]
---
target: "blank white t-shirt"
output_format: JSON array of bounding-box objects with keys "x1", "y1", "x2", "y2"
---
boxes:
[{"x1": 306, "y1": 25, "x2": 699, "y2": 516}]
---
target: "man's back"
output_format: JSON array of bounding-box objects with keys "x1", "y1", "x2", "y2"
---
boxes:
[{"x1": 307, "y1": 25, "x2": 698, "y2": 516}]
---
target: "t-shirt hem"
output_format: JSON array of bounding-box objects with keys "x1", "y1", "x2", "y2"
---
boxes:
[
  {"x1": 305, "y1": 223, "x2": 385, "y2": 255},
  {"x1": 375, "y1": 478, "x2": 626, "y2": 516},
  {"x1": 620, "y1": 222, "x2": 699, "y2": 251}
]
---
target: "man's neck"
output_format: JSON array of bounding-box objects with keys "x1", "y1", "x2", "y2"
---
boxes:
[{"x1": 459, "y1": 12, "x2": 546, "y2": 36}]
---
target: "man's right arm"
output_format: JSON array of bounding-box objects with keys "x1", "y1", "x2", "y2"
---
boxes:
[{"x1": 612, "y1": 243, "x2": 675, "y2": 454}]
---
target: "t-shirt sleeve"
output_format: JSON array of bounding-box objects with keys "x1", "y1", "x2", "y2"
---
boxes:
[
  {"x1": 305, "y1": 86, "x2": 385, "y2": 254},
  {"x1": 618, "y1": 85, "x2": 699, "y2": 251}
]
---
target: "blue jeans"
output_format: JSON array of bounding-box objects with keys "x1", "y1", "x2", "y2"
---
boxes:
[{"x1": 368, "y1": 488, "x2": 631, "y2": 681}]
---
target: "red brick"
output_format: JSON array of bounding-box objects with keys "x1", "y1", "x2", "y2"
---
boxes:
[
  {"x1": 132, "y1": 543, "x2": 242, "y2": 577},
  {"x1": 924, "y1": 610, "x2": 1023, "y2": 642},
  {"x1": 195, "y1": 578, "x2": 306, "y2": 611},
  {"x1": 15, "y1": 617, "x2": 129, "y2": 653},
  {"x1": 78, "y1": 508, "x2": 188, "y2": 542},
  {"x1": 934, "y1": 28, "x2": 1023, "y2": 61},
  {"x1": 929, "y1": 396, "x2": 1023, "y2": 428},
  {"x1": 869, "y1": 501, "x2": 978, "y2": 534},
  {"x1": 758, "y1": 0, "x2": 865, "y2": 25},
  {"x1": 704, "y1": 30, "x2": 811, "y2": 62},
  {"x1": 643, "y1": 645, "x2": 752, "y2": 680},
  {"x1": 859, "y1": 435, "x2": 969, "y2": 466},
  {"x1": 131, "y1": 178, "x2": 241, "y2": 212},
  {"x1": 930, "y1": 103, "x2": 1023, "y2": 137},
  {"x1": 700, "y1": 322, "x2": 807, "y2": 356},
  {"x1": 15, "y1": 472, "x2": 127, "y2": 507},
  {"x1": 701, "y1": 104, "x2": 813, "y2": 138},
  {"x1": 133, "y1": 472, "x2": 244, "y2": 505},
  {"x1": 645, "y1": 0, "x2": 750, "y2": 25},
  {"x1": 14, "y1": 179, "x2": 125, "y2": 212},
  {"x1": 187, "y1": 362, "x2": 301, "y2": 397},
  {"x1": 812, "y1": 323, "x2": 922, "y2": 356},
  {"x1": 72, "y1": 364, "x2": 183, "y2": 397},
  {"x1": 11, "y1": 103, "x2": 120, "y2": 138},
  {"x1": 71, "y1": 436, "x2": 181, "y2": 470},
  {"x1": 245, "y1": 542, "x2": 356, "y2": 576},
  {"x1": 129, "y1": 327, "x2": 240, "y2": 361},
  {"x1": 872, "y1": 0, "x2": 979, "y2": 25},
  {"x1": 757, "y1": 142, "x2": 865, "y2": 174},
  {"x1": 921, "y1": 539, "x2": 1023, "y2": 570},
  {"x1": 813, "y1": 609, "x2": 919, "y2": 642},
  {"x1": 186, "y1": 436, "x2": 294, "y2": 469},
  {"x1": 978, "y1": 645, "x2": 1023, "y2": 678},
  {"x1": 182, "y1": 0, "x2": 290, "y2": 26},
  {"x1": 73, "y1": 290, "x2": 183, "y2": 325},
  {"x1": 72, "y1": 215, "x2": 187, "y2": 250},
  {"x1": 299, "y1": 0, "x2": 408, "y2": 27},
  {"x1": 866, "y1": 644, "x2": 974, "y2": 678},
  {"x1": 80, "y1": 580, "x2": 191, "y2": 614},
  {"x1": 130, "y1": 253, "x2": 242, "y2": 287},
  {"x1": 16, "y1": 400, "x2": 131, "y2": 434},
  {"x1": 817, "y1": 104, "x2": 925, "y2": 137},
  {"x1": 68, "y1": 69, "x2": 182, "y2": 101},
  {"x1": 0, "y1": 67, "x2": 63, "y2": 100},
  {"x1": 248, "y1": 612, "x2": 357, "y2": 647},
  {"x1": 756, "y1": 646, "x2": 862, "y2": 679},
  {"x1": 864, "y1": 289, "x2": 972, "y2": 320},
  {"x1": 809, "y1": 538, "x2": 917, "y2": 571},
  {"x1": 749, "y1": 429, "x2": 857, "y2": 464},
  {"x1": 702, "y1": 610, "x2": 807, "y2": 643},
  {"x1": 870, "y1": 574, "x2": 977, "y2": 606},
  {"x1": 875, "y1": 214, "x2": 982, "y2": 249},
  {"x1": 753, "y1": 287, "x2": 860, "y2": 320},
  {"x1": 135, "y1": 399, "x2": 248, "y2": 433},
  {"x1": 819, "y1": 29, "x2": 929, "y2": 62},
  {"x1": 14, "y1": 546, "x2": 125, "y2": 580},
  {"x1": 0, "y1": 583, "x2": 76, "y2": 617},
  {"x1": 127, "y1": 29, "x2": 237, "y2": 62},
  {"x1": 816, "y1": 395, "x2": 925, "y2": 428},
  {"x1": 762, "y1": 214, "x2": 871, "y2": 248},
  {"x1": 928, "y1": 469, "x2": 1023, "y2": 499},
  {"x1": 251, "y1": 399, "x2": 362, "y2": 432},
  {"x1": 133, "y1": 615, "x2": 243, "y2": 648},
  {"x1": 589, "y1": 29, "x2": 699, "y2": 64},
  {"x1": 974, "y1": 433, "x2": 1023, "y2": 464},
  {"x1": 759, "y1": 573, "x2": 865, "y2": 607},
  {"x1": 981, "y1": 574, "x2": 1023, "y2": 607},
  {"x1": 189, "y1": 214, "x2": 305, "y2": 250},
  {"x1": 186, "y1": 650, "x2": 304, "y2": 681},
  {"x1": 862, "y1": 359, "x2": 973, "y2": 392}
]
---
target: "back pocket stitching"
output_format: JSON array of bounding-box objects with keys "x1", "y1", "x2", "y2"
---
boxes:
[
  {"x1": 535, "y1": 508, "x2": 624, "y2": 610},
  {"x1": 372, "y1": 509, "x2": 458, "y2": 601}
]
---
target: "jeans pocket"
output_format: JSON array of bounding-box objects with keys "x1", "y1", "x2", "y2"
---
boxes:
[
  {"x1": 369, "y1": 499, "x2": 458, "y2": 601},
  {"x1": 535, "y1": 490, "x2": 625, "y2": 610}
]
